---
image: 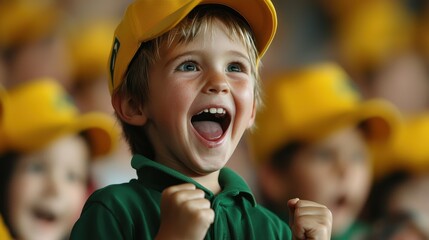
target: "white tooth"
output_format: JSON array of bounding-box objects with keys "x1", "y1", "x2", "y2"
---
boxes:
[
  {"x1": 223, "y1": 109, "x2": 226, "y2": 114},
  {"x1": 203, "y1": 109, "x2": 209, "y2": 113},
  {"x1": 217, "y1": 108, "x2": 223, "y2": 113},
  {"x1": 209, "y1": 108, "x2": 217, "y2": 114}
]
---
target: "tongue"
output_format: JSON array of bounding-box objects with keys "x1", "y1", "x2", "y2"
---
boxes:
[{"x1": 193, "y1": 121, "x2": 223, "y2": 140}]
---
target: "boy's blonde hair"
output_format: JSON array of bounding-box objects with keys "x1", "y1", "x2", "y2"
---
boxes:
[{"x1": 115, "y1": 5, "x2": 260, "y2": 157}]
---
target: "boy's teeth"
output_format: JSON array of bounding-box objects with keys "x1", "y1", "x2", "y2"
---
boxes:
[{"x1": 199, "y1": 108, "x2": 226, "y2": 115}]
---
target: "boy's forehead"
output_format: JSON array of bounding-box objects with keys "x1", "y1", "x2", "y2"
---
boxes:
[
  {"x1": 159, "y1": 19, "x2": 253, "y2": 55},
  {"x1": 21, "y1": 134, "x2": 89, "y2": 164},
  {"x1": 108, "y1": 0, "x2": 277, "y2": 95}
]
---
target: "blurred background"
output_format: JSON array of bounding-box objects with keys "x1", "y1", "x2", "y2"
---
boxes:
[
  {"x1": 1, "y1": 0, "x2": 428, "y2": 186},
  {"x1": 1, "y1": 0, "x2": 428, "y2": 239}
]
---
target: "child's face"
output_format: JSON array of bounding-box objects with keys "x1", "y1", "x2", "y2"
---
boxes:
[
  {"x1": 7, "y1": 134, "x2": 90, "y2": 240},
  {"x1": 143, "y1": 19, "x2": 256, "y2": 176},
  {"x1": 282, "y1": 127, "x2": 372, "y2": 235}
]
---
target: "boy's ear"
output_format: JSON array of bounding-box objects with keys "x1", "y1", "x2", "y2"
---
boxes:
[
  {"x1": 258, "y1": 162, "x2": 289, "y2": 204},
  {"x1": 247, "y1": 100, "x2": 257, "y2": 128},
  {"x1": 111, "y1": 93, "x2": 147, "y2": 126}
]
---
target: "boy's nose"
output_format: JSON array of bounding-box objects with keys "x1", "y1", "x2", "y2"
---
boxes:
[
  {"x1": 204, "y1": 71, "x2": 230, "y2": 94},
  {"x1": 333, "y1": 157, "x2": 348, "y2": 178},
  {"x1": 44, "y1": 173, "x2": 62, "y2": 197}
]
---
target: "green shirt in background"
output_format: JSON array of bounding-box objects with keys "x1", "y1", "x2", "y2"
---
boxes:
[{"x1": 70, "y1": 154, "x2": 292, "y2": 239}]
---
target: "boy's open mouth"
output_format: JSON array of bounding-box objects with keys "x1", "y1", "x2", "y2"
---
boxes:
[
  {"x1": 33, "y1": 207, "x2": 58, "y2": 224},
  {"x1": 191, "y1": 107, "x2": 231, "y2": 141}
]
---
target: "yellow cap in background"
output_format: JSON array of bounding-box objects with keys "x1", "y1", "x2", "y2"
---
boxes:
[
  {"x1": 374, "y1": 114, "x2": 429, "y2": 178},
  {"x1": 318, "y1": 0, "x2": 368, "y2": 20},
  {"x1": 335, "y1": 0, "x2": 414, "y2": 74},
  {"x1": 0, "y1": 79, "x2": 119, "y2": 158},
  {"x1": 249, "y1": 62, "x2": 400, "y2": 166},
  {"x1": 68, "y1": 19, "x2": 118, "y2": 83},
  {"x1": 108, "y1": 0, "x2": 277, "y2": 94},
  {"x1": 0, "y1": 215, "x2": 11, "y2": 240},
  {"x1": 0, "y1": 1, "x2": 62, "y2": 49}
]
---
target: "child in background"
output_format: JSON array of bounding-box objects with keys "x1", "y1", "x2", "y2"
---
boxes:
[
  {"x1": 0, "y1": 79, "x2": 119, "y2": 240},
  {"x1": 367, "y1": 113, "x2": 429, "y2": 239},
  {"x1": 70, "y1": 0, "x2": 332, "y2": 239},
  {"x1": 249, "y1": 62, "x2": 400, "y2": 239}
]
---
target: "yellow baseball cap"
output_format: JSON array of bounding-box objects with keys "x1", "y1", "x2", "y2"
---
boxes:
[
  {"x1": 0, "y1": 1, "x2": 62, "y2": 49},
  {"x1": 107, "y1": 0, "x2": 277, "y2": 94},
  {"x1": 249, "y1": 62, "x2": 400, "y2": 165},
  {"x1": 68, "y1": 19, "x2": 117, "y2": 83},
  {"x1": 373, "y1": 114, "x2": 429, "y2": 178},
  {"x1": 0, "y1": 79, "x2": 119, "y2": 158}
]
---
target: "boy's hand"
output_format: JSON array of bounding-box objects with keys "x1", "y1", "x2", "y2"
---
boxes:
[
  {"x1": 288, "y1": 198, "x2": 332, "y2": 240},
  {"x1": 156, "y1": 183, "x2": 214, "y2": 240}
]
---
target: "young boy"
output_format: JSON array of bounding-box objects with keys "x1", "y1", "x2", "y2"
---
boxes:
[
  {"x1": 70, "y1": 0, "x2": 332, "y2": 239},
  {"x1": 249, "y1": 62, "x2": 400, "y2": 240},
  {"x1": 0, "y1": 79, "x2": 119, "y2": 240}
]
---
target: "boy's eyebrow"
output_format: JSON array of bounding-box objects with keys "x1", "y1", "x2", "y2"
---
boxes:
[
  {"x1": 163, "y1": 51, "x2": 200, "y2": 67},
  {"x1": 226, "y1": 50, "x2": 251, "y2": 62},
  {"x1": 164, "y1": 50, "x2": 251, "y2": 66}
]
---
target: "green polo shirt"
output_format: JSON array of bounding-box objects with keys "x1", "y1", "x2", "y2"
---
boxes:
[{"x1": 70, "y1": 154, "x2": 292, "y2": 239}]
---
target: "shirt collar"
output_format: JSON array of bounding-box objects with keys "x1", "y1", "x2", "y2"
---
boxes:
[{"x1": 131, "y1": 154, "x2": 256, "y2": 206}]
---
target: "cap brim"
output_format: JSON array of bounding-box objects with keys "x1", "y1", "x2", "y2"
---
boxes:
[
  {"x1": 387, "y1": 114, "x2": 429, "y2": 174},
  {"x1": 5, "y1": 112, "x2": 119, "y2": 160},
  {"x1": 0, "y1": 79, "x2": 119, "y2": 158},
  {"x1": 298, "y1": 99, "x2": 400, "y2": 144},
  {"x1": 66, "y1": 112, "x2": 120, "y2": 159}
]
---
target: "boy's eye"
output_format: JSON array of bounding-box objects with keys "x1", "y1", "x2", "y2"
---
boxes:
[
  {"x1": 26, "y1": 161, "x2": 46, "y2": 174},
  {"x1": 67, "y1": 171, "x2": 86, "y2": 184},
  {"x1": 176, "y1": 61, "x2": 198, "y2": 72},
  {"x1": 311, "y1": 149, "x2": 334, "y2": 163},
  {"x1": 227, "y1": 63, "x2": 242, "y2": 72},
  {"x1": 351, "y1": 150, "x2": 367, "y2": 163}
]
